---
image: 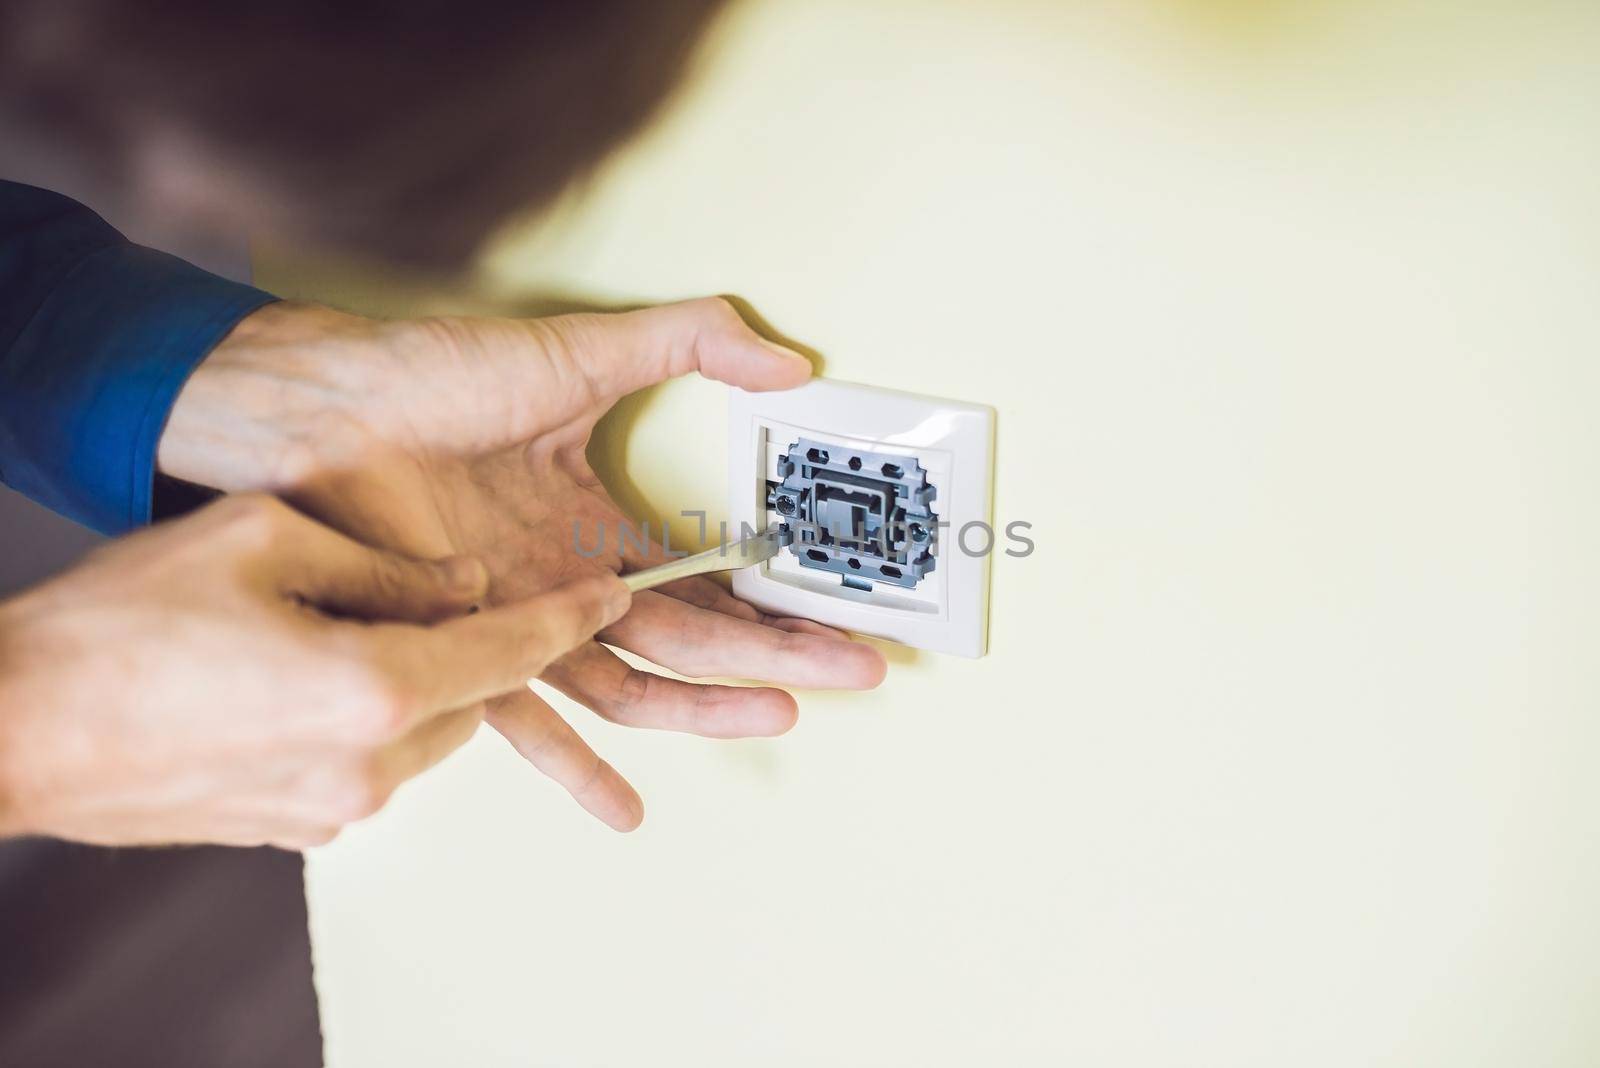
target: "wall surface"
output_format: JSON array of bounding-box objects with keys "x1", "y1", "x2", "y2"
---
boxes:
[{"x1": 282, "y1": 0, "x2": 1600, "y2": 1063}]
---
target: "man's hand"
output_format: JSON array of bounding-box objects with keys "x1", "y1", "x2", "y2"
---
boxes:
[
  {"x1": 158, "y1": 297, "x2": 888, "y2": 830},
  {"x1": 0, "y1": 494, "x2": 629, "y2": 848}
]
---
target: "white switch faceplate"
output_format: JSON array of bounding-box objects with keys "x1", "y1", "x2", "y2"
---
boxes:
[{"x1": 727, "y1": 379, "x2": 995, "y2": 658}]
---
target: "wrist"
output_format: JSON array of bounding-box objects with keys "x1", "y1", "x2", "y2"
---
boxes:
[{"x1": 156, "y1": 301, "x2": 370, "y2": 493}]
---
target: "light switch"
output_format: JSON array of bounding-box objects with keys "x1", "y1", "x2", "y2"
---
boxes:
[{"x1": 727, "y1": 379, "x2": 995, "y2": 657}]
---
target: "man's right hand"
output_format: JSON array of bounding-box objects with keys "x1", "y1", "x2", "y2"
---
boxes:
[{"x1": 0, "y1": 493, "x2": 629, "y2": 849}]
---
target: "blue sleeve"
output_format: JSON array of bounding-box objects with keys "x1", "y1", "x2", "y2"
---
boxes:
[{"x1": 0, "y1": 181, "x2": 277, "y2": 535}]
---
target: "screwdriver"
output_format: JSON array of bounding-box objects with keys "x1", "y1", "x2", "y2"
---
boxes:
[{"x1": 621, "y1": 524, "x2": 784, "y2": 593}]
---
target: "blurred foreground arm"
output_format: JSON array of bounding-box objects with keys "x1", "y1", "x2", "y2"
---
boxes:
[
  {"x1": 0, "y1": 494, "x2": 628, "y2": 848},
  {"x1": 0, "y1": 183, "x2": 615, "y2": 849}
]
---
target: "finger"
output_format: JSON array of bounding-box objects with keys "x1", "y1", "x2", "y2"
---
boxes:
[
  {"x1": 373, "y1": 575, "x2": 632, "y2": 718},
  {"x1": 542, "y1": 297, "x2": 812, "y2": 401},
  {"x1": 372, "y1": 704, "x2": 486, "y2": 791},
  {"x1": 602, "y1": 591, "x2": 887, "y2": 690},
  {"x1": 543, "y1": 643, "x2": 799, "y2": 739},
  {"x1": 284, "y1": 520, "x2": 489, "y2": 624},
  {"x1": 486, "y1": 689, "x2": 643, "y2": 832},
  {"x1": 653, "y1": 574, "x2": 854, "y2": 640}
]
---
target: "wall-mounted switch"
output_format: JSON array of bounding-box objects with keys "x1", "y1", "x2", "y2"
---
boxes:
[
  {"x1": 768, "y1": 436, "x2": 939, "y2": 590},
  {"x1": 727, "y1": 379, "x2": 994, "y2": 658}
]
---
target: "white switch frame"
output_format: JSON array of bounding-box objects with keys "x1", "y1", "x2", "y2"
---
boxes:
[{"x1": 727, "y1": 379, "x2": 994, "y2": 658}]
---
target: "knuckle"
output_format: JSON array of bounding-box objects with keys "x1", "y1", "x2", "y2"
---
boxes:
[
  {"x1": 569, "y1": 753, "x2": 609, "y2": 802},
  {"x1": 534, "y1": 313, "x2": 588, "y2": 358},
  {"x1": 366, "y1": 556, "x2": 410, "y2": 603},
  {"x1": 521, "y1": 314, "x2": 601, "y2": 403},
  {"x1": 672, "y1": 615, "x2": 719, "y2": 677},
  {"x1": 689, "y1": 679, "x2": 722, "y2": 735},
  {"x1": 513, "y1": 634, "x2": 561, "y2": 682},
  {"x1": 697, "y1": 295, "x2": 740, "y2": 327},
  {"x1": 613, "y1": 668, "x2": 654, "y2": 720},
  {"x1": 218, "y1": 493, "x2": 292, "y2": 547},
  {"x1": 327, "y1": 766, "x2": 392, "y2": 823},
  {"x1": 339, "y1": 671, "x2": 413, "y2": 744},
  {"x1": 586, "y1": 588, "x2": 619, "y2": 634}
]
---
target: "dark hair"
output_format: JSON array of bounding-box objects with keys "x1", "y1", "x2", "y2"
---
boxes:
[{"x1": 0, "y1": 0, "x2": 725, "y2": 267}]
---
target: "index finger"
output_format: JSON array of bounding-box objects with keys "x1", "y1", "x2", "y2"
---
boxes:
[{"x1": 372, "y1": 575, "x2": 631, "y2": 720}]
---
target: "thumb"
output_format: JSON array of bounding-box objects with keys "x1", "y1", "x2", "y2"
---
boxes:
[{"x1": 544, "y1": 297, "x2": 813, "y2": 400}]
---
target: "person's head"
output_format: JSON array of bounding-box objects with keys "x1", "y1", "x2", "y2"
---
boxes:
[{"x1": 0, "y1": 0, "x2": 726, "y2": 268}]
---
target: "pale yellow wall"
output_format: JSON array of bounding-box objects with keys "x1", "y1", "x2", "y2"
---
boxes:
[{"x1": 265, "y1": 0, "x2": 1600, "y2": 1063}]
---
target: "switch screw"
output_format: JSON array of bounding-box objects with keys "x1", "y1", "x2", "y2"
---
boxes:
[{"x1": 775, "y1": 494, "x2": 797, "y2": 516}]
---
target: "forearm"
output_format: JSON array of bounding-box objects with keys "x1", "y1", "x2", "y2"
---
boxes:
[
  {"x1": 156, "y1": 301, "x2": 371, "y2": 493},
  {"x1": 0, "y1": 181, "x2": 276, "y2": 533}
]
